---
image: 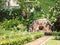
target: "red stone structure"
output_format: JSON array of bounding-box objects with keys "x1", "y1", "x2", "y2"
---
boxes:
[{"x1": 28, "y1": 18, "x2": 51, "y2": 32}]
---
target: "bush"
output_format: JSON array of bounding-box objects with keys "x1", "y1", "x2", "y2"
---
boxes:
[
  {"x1": 52, "y1": 31, "x2": 60, "y2": 40},
  {"x1": 3, "y1": 19, "x2": 20, "y2": 29},
  {"x1": 0, "y1": 32, "x2": 44, "y2": 45},
  {"x1": 0, "y1": 30, "x2": 4, "y2": 36},
  {"x1": 17, "y1": 24, "x2": 27, "y2": 31},
  {"x1": 52, "y1": 31, "x2": 60, "y2": 36},
  {"x1": 33, "y1": 32, "x2": 44, "y2": 39},
  {"x1": 22, "y1": 36, "x2": 33, "y2": 44},
  {"x1": 2, "y1": 19, "x2": 27, "y2": 31},
  {"x1": 45, "y1": 32, "x2": 52, "y2": 36},
  {"x1": 55, "y1": 36, "x2": 60, "y2": 40}
]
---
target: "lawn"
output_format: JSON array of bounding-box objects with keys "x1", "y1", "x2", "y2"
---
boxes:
[{"x1": 44, "y1": 37, "x2": 60, "y2": 45}]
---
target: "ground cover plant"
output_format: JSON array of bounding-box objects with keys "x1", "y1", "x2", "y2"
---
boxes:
[{"x1": 0, "y1": 30, "x2": 44, "y2": 45}]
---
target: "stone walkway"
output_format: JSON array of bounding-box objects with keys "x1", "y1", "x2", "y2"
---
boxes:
[{"x1": 24, "y1": 36, "x2": 51, "y2": 45}]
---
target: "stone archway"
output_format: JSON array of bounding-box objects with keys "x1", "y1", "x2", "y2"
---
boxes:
[{"x1": 28, "y1": 18, "x2": 51, "y2": 32}]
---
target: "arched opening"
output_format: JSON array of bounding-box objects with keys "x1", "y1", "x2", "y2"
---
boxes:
[{"x1": 39, "y1": 26, "x2": 44, "y2": 30}]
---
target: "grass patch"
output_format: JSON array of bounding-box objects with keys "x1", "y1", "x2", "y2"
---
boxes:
[{"x1": 44, "y1": 37, "x2": 60, "y2": 45}]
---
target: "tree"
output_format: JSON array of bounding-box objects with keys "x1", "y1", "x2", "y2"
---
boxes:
[
  {"x1": 18, "y1": 0, "x2": 56, "y2": 25},
  {"x1": 0, "y1": 0, "x2": 6, "y2": 21},
  {"x1": 0, "y1": 0, "x2": 6, "y2": 10},
  {"x1": 52, "y1": 0, "x2": 60, "y2": 31}
]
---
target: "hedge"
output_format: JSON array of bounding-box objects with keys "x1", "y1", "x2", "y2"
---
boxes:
[{"x1": 0, "y1": 32, "x2": 44, "y2": 45}]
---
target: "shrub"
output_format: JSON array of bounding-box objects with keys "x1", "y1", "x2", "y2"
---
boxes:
[
  {"x1": 44, "y1": 32, "x2": 52, "y2": 36},
  {"x1": 33, "y1": 32, "x2": 44, "y2": 39},
  {"x1": 2, "y1": 19, "x2": 27, "y2": 31},
  {"x1": 2, "y1": 19, "x2": 20, "y2": 29},
  {"x1": 0, "y1": 30, "x2": 4, "y2": 36},
  {"x1": 17, "y1": 24, "x2": 27, "y2": 31},
  {"x1": 52, "y1": 31, "x2": 60, "y2": 36},
  {"x1": 52, "y1": 31, "x2": 60, "y2": 40},
  {"x1": 24, "y1": 36, "x2": 32, "y2": 43},
  {"x1": 55, "y1": 36, "x2": 60, "y2": 40},
  {"x1": 0, "y1": 32, "x2": 44, "y2": 45}
]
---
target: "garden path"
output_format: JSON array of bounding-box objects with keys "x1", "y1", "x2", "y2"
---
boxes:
[{"x1": 24, "y1": 36, "x2": 51, "y2": 45}]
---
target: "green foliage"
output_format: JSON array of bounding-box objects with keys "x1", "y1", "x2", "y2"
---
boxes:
[
  {"x1": 0, "y1": 32, "x2": 44, "y2": 45},
  {"x1": 52, "y1": 31, "x2": 60, "y2": 40},
  {"x1": 23, "y1": 36, "x2": 33, "y2": 43},
  {"x1": 52, "y1": 31, "x2": 60, "y2": 36},
  {"x1": 33, "y1": 32, "x2": 44, "y2": 39},
  {"x1": 0, "y1": 0, "x2": 6, "y2": 9},
  {"x1": 0, "y1": 30, "x2": 4, "y2": 36},
  {"x1": 0, "y1": 0, "x2": 60, "y2": 31},
  {"x1": 8, "y1": 8, "x2": 22, "y2": 19},
  {"x1": 0, "y1": 9, "x2": 7, "y2": 21},
  {"x1": 2, "y1": 19, "x2": 20, "y2": 29},
  {"x1": 0, "y1": 8, "x2": 22, "y2": 21},
  {"x1": 17, "y1": 0, "x2": 57, "y2": 24},
  {"x1": 17, "y1": 24, "x2": 27, "y2": 31}
]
